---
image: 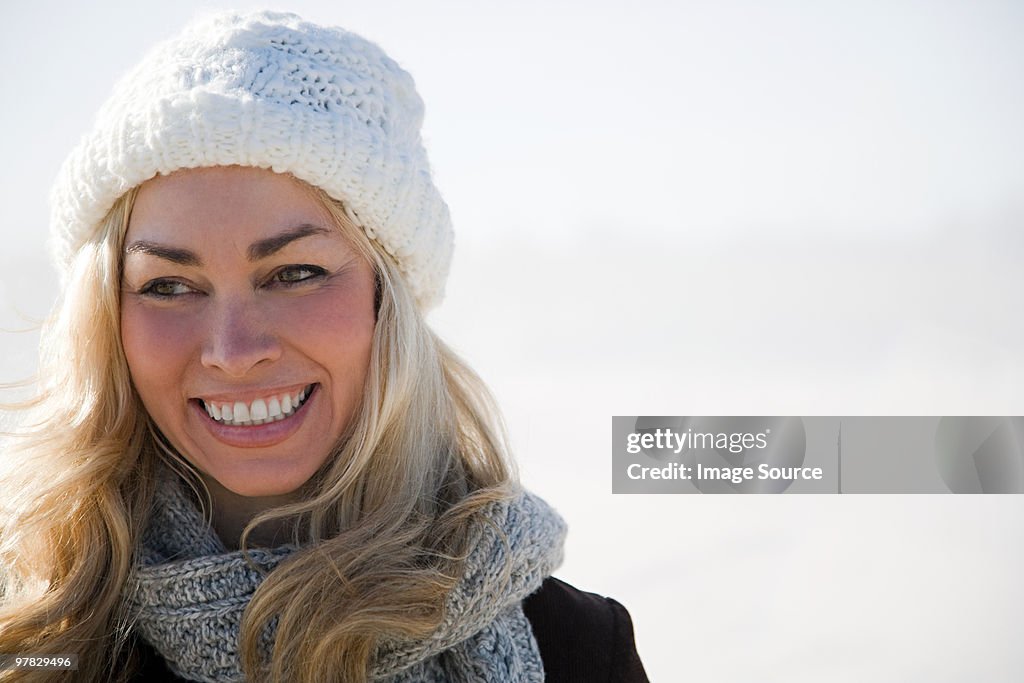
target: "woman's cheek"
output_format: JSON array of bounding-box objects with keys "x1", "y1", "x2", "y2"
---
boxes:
[
  {"x1": 121, "y1": 302, "x2": 202, "y2": 375},
  {"x1": 270, "y1": 286, "x2": 376, "y2": 344}
]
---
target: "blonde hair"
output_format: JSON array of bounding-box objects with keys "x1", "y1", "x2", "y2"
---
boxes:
[{"x1": 0, "y1": 175, "x2": 516, "y2": 682}]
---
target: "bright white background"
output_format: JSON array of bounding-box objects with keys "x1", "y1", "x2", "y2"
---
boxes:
[{"x1": 2, "y1": 1, "x2": 1023, "y2": 680}]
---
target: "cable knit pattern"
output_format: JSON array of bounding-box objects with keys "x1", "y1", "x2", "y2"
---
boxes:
[
  {"x1": 129, "y1": 466, "x2": 567, "y2": 682},
  {"x1": 49, "y1": 10, "x2": 453, "y2": 309}
]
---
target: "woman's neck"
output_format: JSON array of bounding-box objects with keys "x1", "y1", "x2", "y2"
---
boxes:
[{"x1": 200, "y1": 474, "x2": 302, "y2": 550}]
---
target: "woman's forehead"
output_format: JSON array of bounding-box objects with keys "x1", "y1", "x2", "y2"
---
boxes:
[{"x1": 128, "y1": 166, "x2": 334, "y2": 244}]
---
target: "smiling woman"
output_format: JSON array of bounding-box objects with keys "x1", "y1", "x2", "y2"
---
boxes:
[
  {"x1": 121, "y1": 167, "x2": 377, "y2": 508},
  {"x1": 0, "y1": 9, "x2": 646, "y2": 683}
]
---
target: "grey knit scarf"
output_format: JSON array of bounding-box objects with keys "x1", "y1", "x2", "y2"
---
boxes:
[{"x1": 129, "y1": 467, "x2": 567, "y2": 682}]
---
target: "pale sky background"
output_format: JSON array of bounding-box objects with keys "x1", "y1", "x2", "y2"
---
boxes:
[{"x1": 2, "y1": 1, "x2": 1023, "y2": 680}]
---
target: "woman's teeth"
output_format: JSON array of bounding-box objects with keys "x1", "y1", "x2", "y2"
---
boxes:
[{"x1": 202, "y1": 385, "x2": 312, "y2": 426}]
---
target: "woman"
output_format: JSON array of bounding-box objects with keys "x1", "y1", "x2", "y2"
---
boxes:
[{"x1": 0, "y1": 10, "x2": 647, "y2": 682}]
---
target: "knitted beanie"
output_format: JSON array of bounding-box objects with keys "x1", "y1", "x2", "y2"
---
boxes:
[{"x1": 49, "y1": 10, "x2": 452, "y2": 309}]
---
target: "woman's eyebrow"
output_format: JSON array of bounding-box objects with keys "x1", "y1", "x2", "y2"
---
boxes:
[
  {"x1": 124, "y1": 241, "x2": 200, "y2": 266},
  {"x1": 123, "y1": 224, "x2": 332, "y2": 266},
  {"x1": 247, "y1": 224, "x2": 331, "y2": 261}
]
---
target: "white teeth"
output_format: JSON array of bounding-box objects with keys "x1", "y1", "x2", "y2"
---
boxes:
[
  {"x1": 251, "y1": 399, "x2": 268, "y2": 421},
  {"x1": 268, "y1": 397, "x2": 282, "y2": 418},
  {"x1": 204, "y1": 385, "x2": 313, "y2": 427}
]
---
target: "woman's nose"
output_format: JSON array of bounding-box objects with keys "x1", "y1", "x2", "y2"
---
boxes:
[{"x1": 200, "y1": 300, "x2": 283, "y2": 377}]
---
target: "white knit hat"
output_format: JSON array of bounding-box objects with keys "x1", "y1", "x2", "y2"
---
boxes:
[{"x1": 49, "y1": 10, "x2": 452, "y2": 309}]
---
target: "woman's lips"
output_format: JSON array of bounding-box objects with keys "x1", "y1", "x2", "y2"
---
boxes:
[{"x1": 192, "y1": 384, "x2": 319, "y2": 448}]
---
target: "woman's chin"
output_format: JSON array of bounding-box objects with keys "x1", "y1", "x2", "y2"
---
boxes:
[{"x1": 202, "y1": 463, "x2": 315, "y2": 500}]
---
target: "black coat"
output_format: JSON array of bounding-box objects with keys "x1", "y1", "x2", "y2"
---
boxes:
[
  {"x1": 132, "y1": 577, "x2": 649, "y2": 682},
  {"x1": 523, "y1": 577, "x2": 649, "y2": 683}
]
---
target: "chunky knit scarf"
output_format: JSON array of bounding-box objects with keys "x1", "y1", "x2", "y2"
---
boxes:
[{"x1": 129, "y1": 468, "x2": 567, "y2": 682}]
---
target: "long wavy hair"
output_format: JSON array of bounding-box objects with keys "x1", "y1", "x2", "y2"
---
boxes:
[{"x1": 0, "y1": 175, "x2": 517, "y2": 682}]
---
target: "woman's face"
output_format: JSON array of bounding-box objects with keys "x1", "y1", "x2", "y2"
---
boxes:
[{"x1": 121, "y1": 166, "x2": 376, "y2": 498}]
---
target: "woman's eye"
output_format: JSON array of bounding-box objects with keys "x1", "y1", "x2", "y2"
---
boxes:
[
  {"x1": 271, "y1": 265, "x2": 326, "y2": 286},
  {"x1": 139, "y1": 279, "x2": 195, "y2": 298}
]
